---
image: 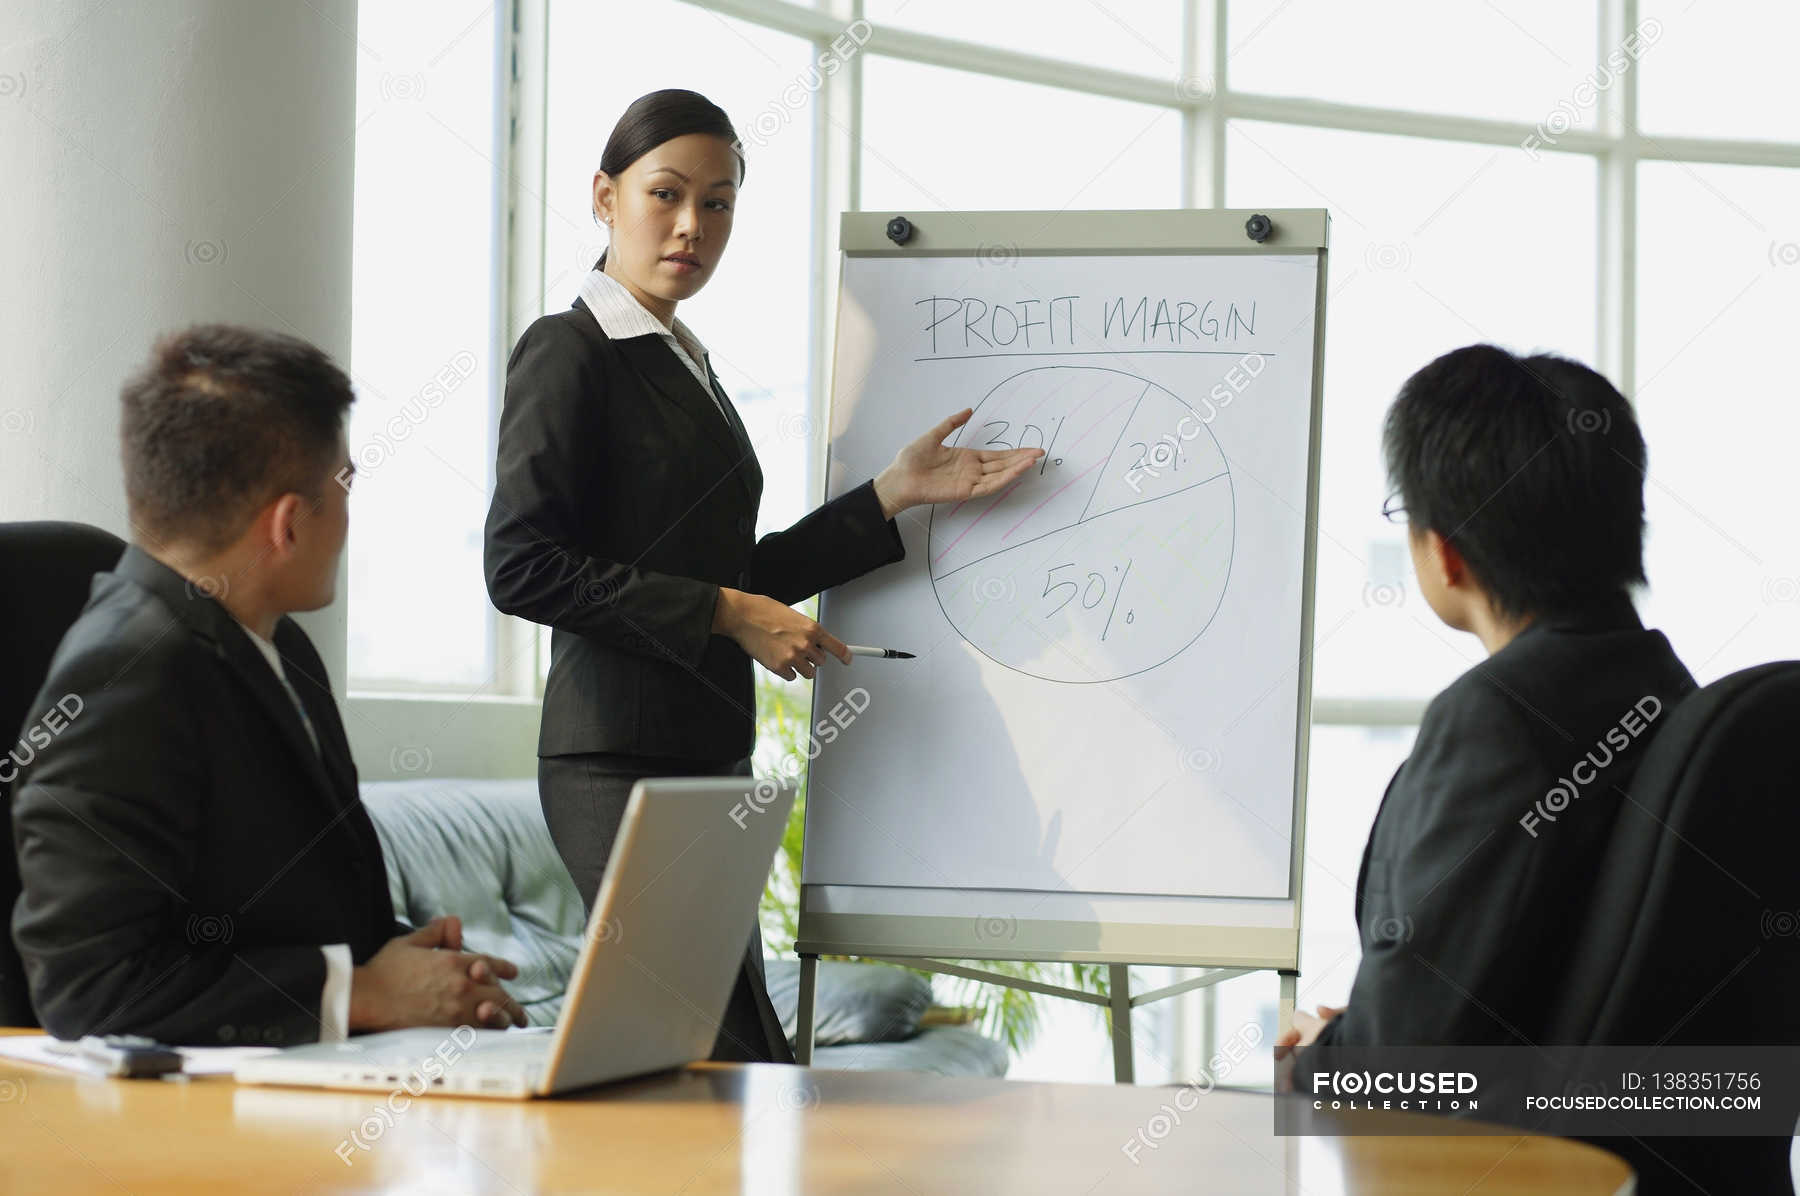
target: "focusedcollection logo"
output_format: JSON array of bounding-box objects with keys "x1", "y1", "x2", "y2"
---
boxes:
[
  {"x1": 1308, "y1": 1069, "x2": 1479, "y2": 1112},
  {"x1": 1761, "y1": 909, "x2": 1800, "y2": 940},
  {"x1": 1567, "y1": 408, "x2": 1612, "y2": 434},
  {"x1": 1520, "y1": 695, "x2": 1662, "y2": 836},
  {"x1": 1121, "y1": 1020, "x2": 1263, "y2": 1162},
  {"x1": 974, "y1": 914, "x2": 1018, "y2": 944},
  {"x1": 728, "y1": 776, "x2": 787, "y2": 830},
  {"x1": 1361, "y1": 580, "x2": 1405, "y2": 608},
  {"x1": 389, "y1": 746, "x2": 433, "y2": 775},
  {"x1": 186, "y1": 913, "x2": 234, "y2": 944},
  {"x1": 1, "y1": 693, "x2": 85, "y2": 785},
  {"x1": 334, "y1": 1026, "x2": 478, "y2": 1165}
]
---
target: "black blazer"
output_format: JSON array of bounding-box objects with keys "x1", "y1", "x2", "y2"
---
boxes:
[
  {"x1": 1299, "y1": 594, "x2": 1697, "y2": 1062},
  {"x1": 10, "y1": 545, "x2": 404, "y2": 1045},
  {"x1": 483, "y1": 296, "x2": 906, "y2": 761}
]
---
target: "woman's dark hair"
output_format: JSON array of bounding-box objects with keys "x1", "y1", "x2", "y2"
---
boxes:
[
  {"x1": 594, "y1": 89, "x2": 743, "y2": 270},
  {"x1": 1382, "y1": 343, "x2": 1648, "y2": 620},
  {"x1": 600, "y1": 88, "x2": 743, "y2": 182},
  {"x1": 120, "y1": 323, "x2": 354, "y2": 554}
]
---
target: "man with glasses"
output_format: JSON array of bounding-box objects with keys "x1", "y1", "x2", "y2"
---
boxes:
[
  {"x1": 1280, "y1": 344, "x2": 1694, "y2": 1062},
  {"x1": 11, "y1": 325, "x2": 528, "y2": 1045}
]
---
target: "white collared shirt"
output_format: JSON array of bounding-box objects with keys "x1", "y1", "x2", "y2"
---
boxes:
[
  {"x1": 231, "y1": 616, "x2": 319, "y2": 757},
  {"x1": 578, "y1": 265, "x2": 730, "y2": 423}
]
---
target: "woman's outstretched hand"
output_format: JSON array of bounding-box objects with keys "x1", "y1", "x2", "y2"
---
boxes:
[{"x1": 872, "y1": 407, "x2": 1046, "y2": 519}]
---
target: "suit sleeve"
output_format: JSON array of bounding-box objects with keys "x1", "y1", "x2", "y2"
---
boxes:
[
  {"x1": 1296, "y1": 683, "x2": 1545, "y2": 1068},
  {"x1": 746, "y1": 479, "x2": 906, "y2": 605},
  {"x1": 11, "y1": 645, "x2": 331, "y2": 1046},
  {"x1": 484, "y1": 316, "x2": 722, "y2": 669}
]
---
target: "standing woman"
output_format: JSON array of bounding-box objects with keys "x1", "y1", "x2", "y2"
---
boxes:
[{"x1": 483, "y1": 89, "x2": 1042, "y2": 1064}]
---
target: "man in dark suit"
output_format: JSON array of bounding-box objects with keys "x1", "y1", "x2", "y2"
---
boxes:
[
  {"x1": 11, "y1": 325, "x2": 527, "y2": 1045},
  {"x1": 1282, "y1": 345, "x2": 1696, "y2": 1063}
]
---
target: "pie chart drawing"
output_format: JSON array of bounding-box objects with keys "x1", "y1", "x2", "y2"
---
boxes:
[{"x1": 928, "y1": 366, "x2": 1236, "y2": 684}]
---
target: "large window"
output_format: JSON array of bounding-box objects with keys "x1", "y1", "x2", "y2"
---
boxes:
[
  {"x1": 860, "y1": 57, "x2": 1183, "y2": 212},
  {"x1": 1228, "y1": 121, "x2": 1597, "y2": 701},
  {"x1": 1637, "y1": 0, "x2": 1800, "y2": 143},
  {"x1": 863, "y1": 0, "x2": 1181, "y2": 76},
  {"x1": 544, "y1": 1, "x2": 819, "y2": 539},
  {"x1": 1635, "y1": 161, "x2": 1800, "y2": 677},
  {"x1": 1229, "y1": 0, "x2": 1598, "y2": 125},
  {"x1": 349, "y1": 0, "x2": 1800, "y2": 1081},
  {"x1": 348, "y1": 0, "x2": 501, "y2": 690}
]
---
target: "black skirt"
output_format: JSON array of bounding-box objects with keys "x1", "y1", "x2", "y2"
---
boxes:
[{"x1": 536, "y1": 750, "x2": 794, "y2": 1064}]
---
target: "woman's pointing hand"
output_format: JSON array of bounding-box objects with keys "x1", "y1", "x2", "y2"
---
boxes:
[{"x1": 872, "y1": 407, "x2": 1046, "y2": 519}]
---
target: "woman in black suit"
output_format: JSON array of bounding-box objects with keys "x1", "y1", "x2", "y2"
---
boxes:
[{"x1": 482, "y1": 90, "x2": 1041, "y2": 1063}]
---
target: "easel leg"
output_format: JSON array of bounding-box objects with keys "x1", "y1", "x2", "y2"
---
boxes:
[
  {"x1": 1278, "y1": 970, "x2": 1297, "y2": 1039},
  {"x1": 1109, "y1": 963, "x2": 1134, "y2": 1084},
  {"x1": 795, "y1": 953, "x2": 818, "y2": 1066}
]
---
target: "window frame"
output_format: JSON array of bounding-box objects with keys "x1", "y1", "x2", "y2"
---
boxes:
[
  {"x1": 340, "y1": 0, "x2": 1800, "y2": 785},
  {"x1": 479, "y1": 0, "x2": 1800, "y2": 720},
  {"x1": 348, "y1": 0, "x2": 1800, "y2": 1080}
]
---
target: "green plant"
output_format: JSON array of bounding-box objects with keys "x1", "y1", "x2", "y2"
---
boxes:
[
  {"x1": 752, "y1": 662, "x2": 1108, "y2": 1055},
  {"x1": 748, "y1": 670, "x2": 813, "y2": 955}
]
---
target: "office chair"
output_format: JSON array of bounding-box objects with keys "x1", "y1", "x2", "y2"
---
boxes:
[
  {"x1": 0, "y1": 520, "x2": 127, "y2": 1028},
  {"x1": 1551, "y1": 661, "x2": 1800, "y2": 1195}
]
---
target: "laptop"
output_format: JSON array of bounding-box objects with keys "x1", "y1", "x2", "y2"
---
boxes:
[{"x1": 236, "y1": 775, "x2": 796, "y2": 1099}]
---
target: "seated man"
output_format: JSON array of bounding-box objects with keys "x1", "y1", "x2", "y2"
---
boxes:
[
  {"x1": 1284, "y1": 344, "x2": 1696, "y2": 1062},
  {"x1": 11, "y1": 324, "x2": 526, "y2": 1045}
]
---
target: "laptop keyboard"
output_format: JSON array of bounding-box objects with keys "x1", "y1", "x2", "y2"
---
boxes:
[
  {"x1": 457, "y1": 1036, "x2": 552, "y2": 1064},
  {"x1": 338, "y1": 1029, "x2": 549, "y2": 1071}
]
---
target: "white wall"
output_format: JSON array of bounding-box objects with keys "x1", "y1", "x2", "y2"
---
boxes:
[
  {"x1": 342, "y1": 695, "x2": 540, "y2": 783},
  {"x1": 0, "y1": 0, "x2": 357, "y2": 691}
]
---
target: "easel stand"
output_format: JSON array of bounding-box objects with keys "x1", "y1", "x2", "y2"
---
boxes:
[
  {"x1": 793, "y1": 950, "x2": 1298, "y2": 1084},
  {"x1": 792, "y1": 208, "x2": 1330, "y2": 1087}
]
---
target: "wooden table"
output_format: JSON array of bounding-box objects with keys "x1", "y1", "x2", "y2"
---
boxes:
[{"x1": 0, "y1": 1033, "x2": 1631, "y2": 1194}]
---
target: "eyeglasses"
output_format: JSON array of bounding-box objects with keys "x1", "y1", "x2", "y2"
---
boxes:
[{"x1": 1380, "y1": 492, "x2": 1407, "y2": 524}]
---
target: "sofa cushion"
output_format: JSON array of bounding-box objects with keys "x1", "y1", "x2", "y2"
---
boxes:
[
  {"x1": 811, "y1": 1026, "x2": 1009, "y2": 1077},
  {"x1": 361, "y1": 779, "x2": 584, "y2": 1026},
  {"x1": 764, "y1": 958, "x2": 933, "y2": 1046}
]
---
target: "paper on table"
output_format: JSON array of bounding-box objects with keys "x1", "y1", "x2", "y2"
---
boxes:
[{"x1": 0, "y1": 1033, "x2": 278, "y2": 1077}]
